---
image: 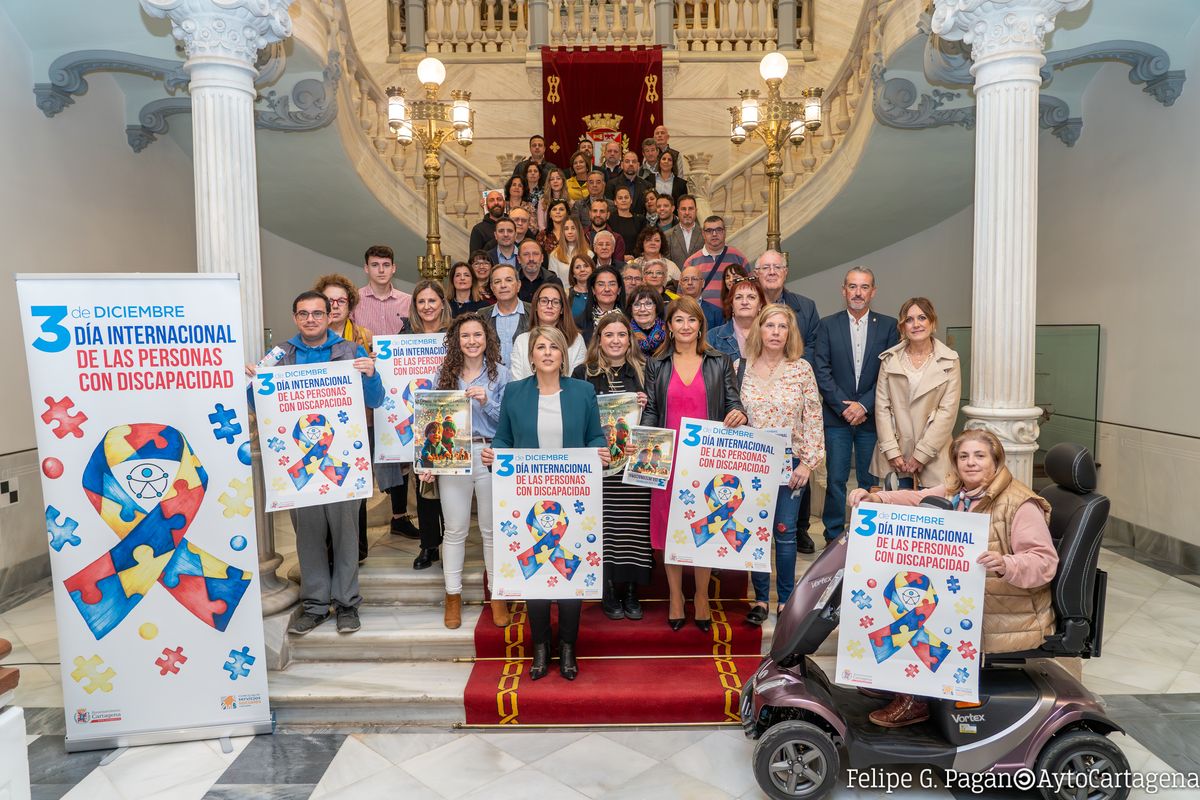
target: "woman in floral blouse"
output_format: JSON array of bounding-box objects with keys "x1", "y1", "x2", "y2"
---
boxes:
[{"x1": 738, "y1": 304, "x2": 824, "y2": 626}]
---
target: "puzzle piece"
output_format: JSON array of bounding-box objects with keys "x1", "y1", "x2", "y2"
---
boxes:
[
  {"x1": 582, "y1": 515, "x2": 597, "y2": 532},
  {"x1": 41, "y1": 396, "x2": 88, "y2": 438},
  {"x1": 499, "y1": 562, "x2": 516, "y2": 578},
  {"x1": 223, "y1": 646, "x2": 256, "y2": 680},
  {"x1": 208, "y1": 404, "x2": 242, "y2": 444},
  {"x1": 957, "y1": 640, "x2": 977, "y2": 660},
  {"x1": 850, "y1": 589, "x2": 873, "y2": 610},
  {"x1": 155, "y1": 646, "x2": 188, "y2": 675},
  {"x1": 71, "y1": 654, "x2": 116, "y2": 693},
  {"x1": 117, "y1": 544, "x2": 173, "y2": 598},
  {"x1": 954, "y1": 597, "x2": 975, "y2": 616},
  {"x1": 267, "y1": 436, "x2": 286, "y2": 453},
  {"x1": 858, "y1": 615, "x2": 874, "y2": 628},
  {"x1": 46, "y1": 505, "x2": 81, "y2": 551},
  {"x1": 954, "y1": 666, "x2": 970, "y2": 684},
  {"x1": 337, "y1": 410, "x2": 349, "y2": 424},
  {"x1": 846, "y1": 640, "x2": 864, "y2": 659},
  {"x1": 271, "y1": 477, "x2": 288, "y2": 493},
  {"x1": 905, "y1": 663, "x2": 920, "y2": 678},
  {"x1": 946, "y1": 575, "x2": 961, "y2": 594},
  {"x1": 573, "y1": 500, "x2": 585, "y2": 514},
  {"x1": 66, "y1": 561, "x2": 145, "y2": 641},
  {"x1": 346, "y1": 423, "x2": 362, "y2": 439},
  {"x1": 218, "y1": 477, "x2": 254, "y2": 518}
]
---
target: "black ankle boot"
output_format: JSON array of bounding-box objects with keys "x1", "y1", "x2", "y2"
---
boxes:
[
  {"x1": 413, "y1": 547, "x2": 439, "y2": 570},
  {"x1": 622, "y1": 583, "x2": 643, "y2": 620},
  {"x1": 559, "y1": 641, "x2": 578, "y2": 680},
  {"x1": 601, "y1": 580, "x2": 625, "y2": 620},
  {"x1": 530, "y1": 642, "x2": 550, "y2": 680}
]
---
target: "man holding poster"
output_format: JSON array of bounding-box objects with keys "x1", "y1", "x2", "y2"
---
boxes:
[
  {"x1": 252, "y1": 292, "x2": 383, "y2": 637},
  {"x1": 842, "y1": 430, "x2": 1059, "y2": 726}
]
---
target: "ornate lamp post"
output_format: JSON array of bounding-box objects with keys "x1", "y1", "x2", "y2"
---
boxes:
[
  {"x1": 729, "y1": 52, "x2": 823, "y2": 253},
  {"x1": 387, "y1": 56, "x2": 475, "y2": 281}
]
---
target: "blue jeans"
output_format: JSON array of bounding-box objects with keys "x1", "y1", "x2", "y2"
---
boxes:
[
  {"x1": 822, "y1": 424, "x2": 878, "y2": 540},
  {"x1": 752, "y1": 465, "x2": 804, "y2": 605}
]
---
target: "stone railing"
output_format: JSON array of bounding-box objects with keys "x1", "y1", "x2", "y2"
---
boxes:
[
  {"x1": 392, "y1": 0, "x2": 814, "y2": 58},
  {"x1": 697, "y1": 0, "x2": 880, "y2": 233}
]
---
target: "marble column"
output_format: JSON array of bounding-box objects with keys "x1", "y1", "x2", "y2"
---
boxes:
[
  {"x1": 528, "y1": 0, "x2": 549, "y2": 47},
  {"x1": 654, "y1": 0, "x2": 675, "y2": 48},
  {"x1": 141, "y1": 0, "x2": 300, "y2": 615},
  {"x1": 405, "y1": 0, "x2": 426, "y2": 53},
  {"x1": 932, "y1": 0, "x2": 1089, "y2": 484},
  {"x1": 776, "y1": 0, "x2": 796, "y2": 50}
]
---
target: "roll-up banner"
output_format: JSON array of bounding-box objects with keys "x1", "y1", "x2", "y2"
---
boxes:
[{"x1": 15, "y1": 274, "x2": 272, "y2": 752}]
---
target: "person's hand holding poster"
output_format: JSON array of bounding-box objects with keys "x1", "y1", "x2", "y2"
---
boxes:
[
  {"x1": 597, "y1": 392, "x2": 640, "y2": 477},
  {"x1": 373, "y1": 333, "x2": 446, "y2": 462},
  {"x1": 412, "y1": 390, "x2": 472, "y2": 474},
  {"x1": 835, "y1": 502, "x2": 988, "y2": 703},
  {"x1": 623, "y1": 426, "x2": 675, "y2": 490},
  {"x1": 491, "y1": 449, "x2": 603, "y2": 599},
  {"x1": 664, "y1": 418, "x2": 786, "y2": 571}
]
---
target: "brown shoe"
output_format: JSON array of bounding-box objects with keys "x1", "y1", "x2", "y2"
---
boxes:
[
  {"x1": 444, "y1": 593, "x2": 462, "y2": 629},
  {"x1": 868, "y1": 694, "x2": 929, "y2": 728},
  {"x1": 491, "y1": 598, "x2": 511, "y2": 627}
]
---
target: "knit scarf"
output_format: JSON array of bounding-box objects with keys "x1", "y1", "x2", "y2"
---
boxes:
[{"x1": 632, "y1": 318, "x2": 667, "y2": 354}]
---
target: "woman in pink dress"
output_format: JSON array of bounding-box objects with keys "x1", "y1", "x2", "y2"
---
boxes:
[{"x1": 643, "y1": 296, "x2": 747, "y2": 631}]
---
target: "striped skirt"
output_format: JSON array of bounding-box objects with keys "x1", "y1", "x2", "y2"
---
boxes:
[{"x1": 602, "y1": 474, "x2": 654, "y2": 585}]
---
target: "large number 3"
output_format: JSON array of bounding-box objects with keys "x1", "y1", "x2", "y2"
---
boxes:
[
  {"x1": 495, "y1": 454, "x2": 515, "y2": 477},
  {"x1": 682, "y1": 423, "x2": 702, "y2": 447},
  {"x1": 257, "y1": 373, "x2": 276, "y2": 396},
  {"x1": 29, "y1": 306, "x2": 70, "y2": 353},
  {"x1": 854, "y1": 508, "x2": 877, "y2": 537},
  {"x1": 375, "y1": 340, "x2": 391, "y2": 360}
]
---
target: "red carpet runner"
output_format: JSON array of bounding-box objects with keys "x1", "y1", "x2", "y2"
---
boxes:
[{"x1": 464, "y1": 568, "x2": 763, "y2": 725}]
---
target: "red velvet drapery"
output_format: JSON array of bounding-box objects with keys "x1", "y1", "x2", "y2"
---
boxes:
[{"x1": 541, "y1": 46, "x2": 664, "y2": 166}]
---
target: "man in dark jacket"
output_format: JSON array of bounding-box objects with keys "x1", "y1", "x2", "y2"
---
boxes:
[
  {"x1": 469, "y1": 190, "x2": 506, "y2": 254},
  {"x1": 605, "y1": 150, "x2": 652, "y2": 216},
  {"x1": 516, "y1": 240, "x2": 563, "y2": 302},
  {"x1": 813, "y1": 268, "x2": 900, "y2": 543}
]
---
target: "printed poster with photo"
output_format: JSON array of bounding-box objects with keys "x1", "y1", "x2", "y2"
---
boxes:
[
  {"x1": 254, "y1": 360, "x2": 373, "y2": 511},
  {"x1": 763, "y1": 427, "x2": 795, "y2": 484},
  {"x1": 664, "y1": 418, "x2": 787, "y2": 571},
  {"x1": 597, "y1": 392, "x2": 640, "y2": 477},
  {"x1": 373, "y1": 333, "x2": 447, "y2": 463},
  {"x1": 622, "y1": 426, "x2": 675, "y2": 490},
  {"x1": 835, "y1": 502, "x2": 988, "y2": 703},
  {"x1": 411, "y1": 390, "x2": 472, "y2": 475},
  {"x1": 491, "y1": 449, "x2": 603, "y2": 600},
  {"x1": 15, "y1": 273, "x2": 271, "y2": 750}
]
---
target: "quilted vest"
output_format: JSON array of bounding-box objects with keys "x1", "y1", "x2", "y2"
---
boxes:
[
  {"x1": 278, "y1": 338, "x2": 359, "y2": 366},
  {"x1": 968, "y1": 467, "x2": 1056, "y2": 654}
]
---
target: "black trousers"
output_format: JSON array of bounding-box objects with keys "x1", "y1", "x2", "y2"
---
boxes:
[
  {"x1": 416, "y1": 492, "x2": 444, "y2": 549},
  {"x1": 527, "y1": 599, "x2": 582, "y2": 646},
  {"x1": 795, "y1": 483, "x2": 812, "y2": 534}
]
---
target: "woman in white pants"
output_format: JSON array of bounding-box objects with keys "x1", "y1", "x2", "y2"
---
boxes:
[{"x1": 419, "y1": 312, "x2": 511, "y2": 629}]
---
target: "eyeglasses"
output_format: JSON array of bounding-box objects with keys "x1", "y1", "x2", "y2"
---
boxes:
[
  {"x1": 730, "y1": 275, "x2": 758, "y2": 286},
  {"x1": 295, "y1": 311, "x2": 327, "y2": 320},
  {"x1": 631, "y1": 299, "x2": 657, "y2": 310},
  {"x1": 703, "y1": 227, "x2": 725, "y2": 234},
  {"x1": 757, "y1": 264, "x2": 786, "y2": 273},
  {"x1": 324, "y1": 297, "x2": 349, "y2": 307},
  {"x1": 537, "y1": 297, "x2": 562, "y2": 307}
]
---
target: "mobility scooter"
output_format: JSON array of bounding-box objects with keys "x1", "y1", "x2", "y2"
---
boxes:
[{"x1": 741, "y1": 443, "x2": 1130, "y2": 799}]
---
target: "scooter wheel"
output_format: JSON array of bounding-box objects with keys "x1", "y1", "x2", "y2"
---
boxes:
[
  {"x1": 1034, "y1": 730, "x2": 1131, "y2": 800},
  {"x1": 752, "y1": 720, "x2": 838, "y2": 799}
]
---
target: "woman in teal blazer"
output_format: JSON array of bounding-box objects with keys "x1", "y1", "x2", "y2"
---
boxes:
[{"x1": 484, "y1": 326, "x2": 609, "y2": 681}]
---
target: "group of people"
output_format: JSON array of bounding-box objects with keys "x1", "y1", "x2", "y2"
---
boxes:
[{"x1": 266, "y1": 133, "x2": 1061, "y2": 699}]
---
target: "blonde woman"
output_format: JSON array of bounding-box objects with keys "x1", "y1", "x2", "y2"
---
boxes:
[
  {"x1": 871, "y1": 297, "x2": 961, "y2": 488},
  {"x1": 739, "y1": 305, "x2": 824, "y2": 625},
  {"x1": 548, "y1": 216, "x2": 591, "y2": 283}
]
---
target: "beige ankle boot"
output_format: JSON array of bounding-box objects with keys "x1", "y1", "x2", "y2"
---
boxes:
[
  {"x1": 444, "y1": 593, "x2": 462, "y2": 629},
  {"x1": 491, "y1": 598, "x2": 511, "y2": 627}
]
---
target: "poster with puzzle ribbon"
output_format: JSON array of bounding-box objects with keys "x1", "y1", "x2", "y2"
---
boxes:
[
  {"x1": 16, "y1": 274, "x2": 272, "y2": 751},
  {"x1": 372, "y1": 333, "x2": 446, "y2": 463},
  {"x1": 835, "y1": 502, "x2": 988, "y2": 704},
  {"x1": 253, "y1": 359, "x2": 373, "y2": 511}
]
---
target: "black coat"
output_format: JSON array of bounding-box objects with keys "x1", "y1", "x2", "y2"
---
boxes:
[
  {"x1": 572, "y1": 361, "x2": 646, "y2": 396},
  {"x1": 641, "y1": 348, "x2": 744, "y2": 427}
]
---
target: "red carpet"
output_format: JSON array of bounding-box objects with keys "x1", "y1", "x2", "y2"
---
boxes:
[{"x1": 464, "y1": 569, "x2": 764, "y2": 725}]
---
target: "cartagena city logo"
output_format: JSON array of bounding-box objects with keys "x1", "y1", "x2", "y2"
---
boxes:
[
  {"x1": 74, "y1": 708, "x2": 90, "y2": 724},
  {"x1": 74, "y1": 707, "x2": 121, "y2": 724}
]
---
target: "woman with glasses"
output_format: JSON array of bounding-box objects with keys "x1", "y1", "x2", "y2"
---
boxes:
[
  {"x1": 447, "y1": 260, "x2": 486, "y2": 317},
  {"x1": 483, "y1": 326, "x2": 610, "y2": 680},
  {"x1": 626, "y1": 287, "x2": 667, "y2": 356},
  {"x1": 574, "y1": 263, "x2": 626, "y2": 344},
  {"x1": 739, "y1": 305, "x2": 824, "y2": 626},
  {"x1": 643, "y1": 296, "x2": 746, "y2": 631},
  {"x1": 574, "y1": 312, "x2": 653, "y2": 621},
  {"x1": 566, "y1": 252, "x2": 594, "y2": 319},
  {"x1": 469, "y1": 250, "x2": 495, "y2": 305},
  {"x1": 509, "y1": 282, "x2": 586, "y2": 379},
  {"x1": 709, "y1": 273, "x2": 766, "y2": 361},
  {"x1": 419, "y1": 312, "x2": 511, "y2": 629}
]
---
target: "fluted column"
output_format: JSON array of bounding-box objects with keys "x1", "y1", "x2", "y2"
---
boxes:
[
  {"x1": 776, "y1": 0, "x2": 796, "y2": 50},
  {"x1": 528, "y1": 0, "x2": 549, "y2": 47},
  {"x1": 141, "y1": 0, "x2": 300, "y2": 615},
  {"x1": 932, "y1": 0, "x2": 1089, "y2": 483},
  {"x1": 654, "y1": 0, "x2": 675, "y2": 47},
  {"x1": 406, "y1": 0, "x2": 426, "y2": 52}
]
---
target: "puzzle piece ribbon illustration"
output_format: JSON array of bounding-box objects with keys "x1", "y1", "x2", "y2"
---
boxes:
[
  {"x1": 287, "y1": 414, "x2": 349, "y2": 490},
  {"x1": 65, "y1": 424, "x2": 251, "y2": 639},
  {"x1": 867, "y1": 571, "x2": 950, "y2": 673},
  {"x1": 396, "y1": 378, "x2": 433, "y2": 447},
  {"x1": 517, "y1": 500, "x2": 581, "y2": 581},
  {"x1": 689, "y1": 474, "x2": 751, "y2": 552}
]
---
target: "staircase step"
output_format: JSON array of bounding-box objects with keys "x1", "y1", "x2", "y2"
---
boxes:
[
  {"x1": 269, "y1": 660, "x2": 470, "y2": 726},
  {"x1": 289, "y1": 605, "x2": 481, "y2": 662}
]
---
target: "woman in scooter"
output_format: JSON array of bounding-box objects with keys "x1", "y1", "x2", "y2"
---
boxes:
[{"x1": 849, "y1": 428, "x2": 1058, "y2": 727}]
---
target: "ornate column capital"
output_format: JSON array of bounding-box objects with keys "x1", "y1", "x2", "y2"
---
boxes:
[
  {"x1": 931, "y1": 0, "x2": 1090, "y2": 62},
  {"x1": 140, "y1": 0, "x2": 294, "y2": 63}
]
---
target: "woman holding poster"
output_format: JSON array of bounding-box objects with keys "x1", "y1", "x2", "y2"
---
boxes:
[
  {"x1": 484, "y1": 326, "x2": 609, "y2": 680},
  {"x1": 509, "y1": 283, "x2": 587, "y2": 379},
  {"x1": 573, "y1": 312, "x2": 653, "y2": 620},
  {"x1": 739, "y1": 305, "x2": 825, "y2": 626},
  {"x1": 849, "y1": 429, "x2": 1058, "y2": 728},
  {"x1": 643, "y1": 296, "x2": 746, "y2": 631},
  {"x1": 422, "y1": 313, "x2": 510, "y2": 629}
]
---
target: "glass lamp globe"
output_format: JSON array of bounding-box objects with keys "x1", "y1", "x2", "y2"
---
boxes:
[
  {"x1": 416, "y1": 57, "x2": 446, "y2": 87},
  {"x1": 759, "y1": 52, "x2": 789, "y2": 82}
]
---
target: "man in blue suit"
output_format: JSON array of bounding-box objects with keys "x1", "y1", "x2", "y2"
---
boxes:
[{"x1": 814, "y1": 268, "x2": 899, "y2": 542}]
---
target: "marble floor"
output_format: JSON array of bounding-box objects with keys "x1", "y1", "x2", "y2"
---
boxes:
[{"x1": 7, "y1": 543, "x2": 1200, "y2": 798}]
